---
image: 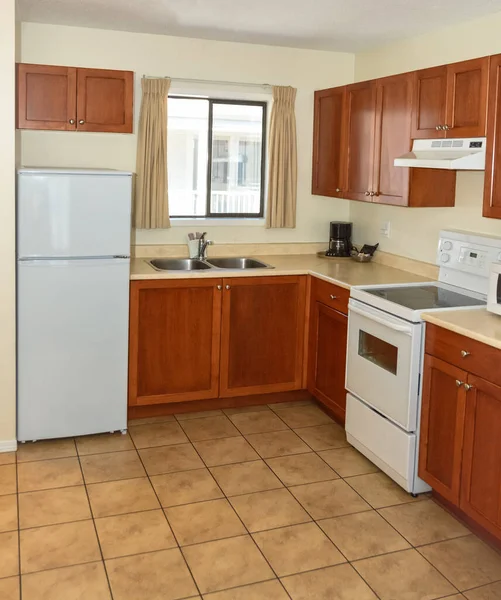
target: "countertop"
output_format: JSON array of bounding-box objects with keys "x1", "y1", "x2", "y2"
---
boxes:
[
  {"x1": 130, "y1": 254, "x2": 431, "y2": 289},
  {"x1": 422, "y1": 309, "x2": 501, "y2": 350}
]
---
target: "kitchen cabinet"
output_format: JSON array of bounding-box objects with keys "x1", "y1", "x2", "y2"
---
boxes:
[
  {"x1": 219, "y1": 276, "x2": 307, "y2": 397},
  {"x1": 312, "y1": 87, "x2": 346, "y2": 197},
  {"x1": 17, "y1": 63, "x2": 133, "y2": 133},
  {"x1": 484, "y1": 54, "x2": 501, "y2": 219}
]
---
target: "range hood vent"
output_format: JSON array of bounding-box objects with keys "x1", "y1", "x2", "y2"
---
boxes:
[{"x1": 394, "y1": 137, "x2": 486, "y2": 170}]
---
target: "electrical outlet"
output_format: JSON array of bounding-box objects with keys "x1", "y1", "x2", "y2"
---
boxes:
[{"x1": 380, "y1": 221, "x2": 391, "y2": 238}]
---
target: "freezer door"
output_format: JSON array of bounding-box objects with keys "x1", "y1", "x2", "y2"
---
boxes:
[
  {"x1": 17, "y1": 258, "x2": 130, "y2": 440},
  {"x1": 17, "y1": 172, "x2": 132, "y2": 258}
]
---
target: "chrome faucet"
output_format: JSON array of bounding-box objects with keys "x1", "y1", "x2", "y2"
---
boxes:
[{"x1": 197, "y1": 232, "x2": 213, "y2": 260}]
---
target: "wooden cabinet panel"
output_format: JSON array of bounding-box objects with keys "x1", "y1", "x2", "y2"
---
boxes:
[
  {"x1": 310, "y1": 276, "x2": 349, "y2": 315},
  {"x1": 129, "y1": 279, "x2": 222, "y2": 406},
  {"x1": 219, "y1": 276, "x2": 306, "y2": 397},
  {"x1": 77, "y1": 68, "x2": 133, "y2": 133},
  {"x1": 344, "y1": 81, "x2": 377, "y2": 201},
  {"x1": 16, "y1": 64, "x2": 77, "y2": 130},
  {"x1": 412, "y1": 66, "x2": 448, "y2": 139},
  {"x1": 484, "y1": 54, "x2": 501, "y2": 219},
  {"x1": 460, "y1": 374, "x2": 501, "y2": 539},
  {"x1": 419, "y1": 354, "x2": 467, "y2": 504},
  {"x1": 312, "y1": 87, "x2": 346, "y2": 197}
]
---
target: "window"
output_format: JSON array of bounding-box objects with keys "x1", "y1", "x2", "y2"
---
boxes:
[{"x1": 168, "y1": 97, "x2": 267, "y2": 219}]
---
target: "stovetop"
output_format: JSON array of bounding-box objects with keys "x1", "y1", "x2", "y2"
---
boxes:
[{"x1": 365, "y1": 284, "x2": 486, "y2": 311}]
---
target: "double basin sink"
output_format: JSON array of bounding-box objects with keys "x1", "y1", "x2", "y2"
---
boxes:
[{"x1": 148, "y1": 257, "x2": 274, "y2": 271}]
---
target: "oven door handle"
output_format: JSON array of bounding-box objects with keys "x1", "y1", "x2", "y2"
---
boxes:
[{"x1": 349, "y1": 304, "x2": 413, "y2": 335}]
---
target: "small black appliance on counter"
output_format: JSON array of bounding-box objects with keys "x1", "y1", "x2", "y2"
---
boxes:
[{"x1": 326, "y1": 221, "x2": 353, "y2": 257}]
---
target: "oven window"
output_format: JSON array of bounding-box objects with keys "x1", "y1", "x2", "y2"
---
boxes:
[{"x1": 358, "y1": 330, "x2": 398, "y2": 375}]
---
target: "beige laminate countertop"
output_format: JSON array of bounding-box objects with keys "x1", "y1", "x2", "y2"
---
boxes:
[
  {"x1": 130, "y1": 254, "x2": 431, "y2": 289},
  {"x1": 422, "y1": 309, "x2": 501, "y2": 350}
]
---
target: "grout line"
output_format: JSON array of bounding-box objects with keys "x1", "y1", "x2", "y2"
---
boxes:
[{"x1": 15, "y1": 450, "x2": 22, "y2": 600}]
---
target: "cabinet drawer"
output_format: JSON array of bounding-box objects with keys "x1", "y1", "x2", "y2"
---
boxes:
[
  {"x1": 426, "y1": 323, "x2": 501, "y2": 388},
  {"x1": 311, "y1": 276, "x2": 349, "y2": 315}
]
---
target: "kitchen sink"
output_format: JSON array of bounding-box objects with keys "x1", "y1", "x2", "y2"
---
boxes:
[
  {"x1": 148, "y1": 258, "x2": 212, "y2": 271},
  {"x1": 205, "y1": 257, "x2": 273, "y2": 269}
]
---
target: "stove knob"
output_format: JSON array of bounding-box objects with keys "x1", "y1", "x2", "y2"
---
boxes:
[
  {"x1": 442, "y1": 240, "x2": 453, "y2": 251},
  {"x1": 440, "y1": 253, "x2": 451, "y2": 263}
]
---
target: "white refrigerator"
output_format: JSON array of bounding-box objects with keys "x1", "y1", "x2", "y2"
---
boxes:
[{"x1": 17, "y1": 168, "x2": 133, "y2": 441}]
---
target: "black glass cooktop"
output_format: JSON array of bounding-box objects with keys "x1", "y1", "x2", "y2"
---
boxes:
[{"x1": 366, "y1": 285, "x2": 486, "y2": 311}]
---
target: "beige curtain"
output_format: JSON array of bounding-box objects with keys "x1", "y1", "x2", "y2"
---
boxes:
[
  {"x1": 134, "y1": 77, "x2": 171, "y2": 229},
  {"x1": 266, "y1": 86, "x2": 298, "y2": 228}
]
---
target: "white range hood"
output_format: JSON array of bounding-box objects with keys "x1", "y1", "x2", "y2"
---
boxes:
[{"x1": 394, "y1": 137, "x2": 486, "y2": 170}]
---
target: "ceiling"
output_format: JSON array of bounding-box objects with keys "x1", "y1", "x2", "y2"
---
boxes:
[{"x1": 16, "y1": 0, "x2": 501, "y2": 52}]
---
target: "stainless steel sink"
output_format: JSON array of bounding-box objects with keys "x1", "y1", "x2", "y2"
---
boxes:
[
  {"x1": 205, "y1": 257, "x2": 273, "y2": 270},
  {"x1": 148, "y1": 258, "x2": 213, "y2": 271}
]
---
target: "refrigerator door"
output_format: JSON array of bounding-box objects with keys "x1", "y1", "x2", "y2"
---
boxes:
[
  {"x1": 17, "y1": 171, "x2": 132, "y2": 258},
  {"x1": 17, "y1": 258, "x2": 130, "y2": 440}
]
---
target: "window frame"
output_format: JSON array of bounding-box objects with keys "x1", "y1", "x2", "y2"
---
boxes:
[{"x1": 168, "y1": 95, "x2": 267, "y2": 220}]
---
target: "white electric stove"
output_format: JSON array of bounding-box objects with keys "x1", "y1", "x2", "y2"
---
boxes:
[{"x1": 345, "y1": 230, "x2": 501, "y2": 495}]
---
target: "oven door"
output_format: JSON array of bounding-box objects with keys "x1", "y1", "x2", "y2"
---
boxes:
[{"x1": 346, "y1": 299, "x2": 423, "y2": 431}]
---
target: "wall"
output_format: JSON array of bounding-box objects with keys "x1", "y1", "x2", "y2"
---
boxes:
[
  {"x1": 352, "y1": 11, "x2": 501, "y2": 265},
  {"x1": 0, "y1": 0, "x2": 17, "y2": 449},
  {"x1": 20, "y1": 22, "x2": 354, "y2": 246}
]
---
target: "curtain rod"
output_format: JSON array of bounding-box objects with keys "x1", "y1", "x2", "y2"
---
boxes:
[{"x1": 142, "y1": 75, "x2": 272, "y2": 88}]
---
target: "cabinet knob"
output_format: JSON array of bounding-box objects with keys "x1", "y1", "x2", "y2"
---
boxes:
[
  {"x1": 460, "y1": 350, "x2": 470, "y2": 358},
  {"x1": 365, "y1": 191, "x2": 370, "y2": 196},
  {"x1": 79, "y1": 119, "x2": 85, "y2": 125},
  {"x1": 335, "y1": 188, "x2": 341, "y2": 193},
  {"x1": 225, "y1": 284, "x2": 231, "y2": 290},
  {"x1": 69, "y1": 119, "x2": 75, "y2": 124},
  {"x1": 444, "y1": 125, "x2": 452, "y2": 130},
  {"x1": 369, "y1": 191, "x2": 375, "y2": 197},
  {"x1": 455, "y1": 379, "x2": 464, "y2": 387},
  {"x1": 330, "y1": 294, "x2": 337, "y2": 300},
  {"x1": 217, "y1": 285, "x2": 222, "y2": 290},
  {"x1": 464, "y1": 383, "x2": 474, "y2": 391}
]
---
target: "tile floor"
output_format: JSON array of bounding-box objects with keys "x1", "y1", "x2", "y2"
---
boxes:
[{"x1": 1, "y1": 400, "x2": 501, "y2": 599}]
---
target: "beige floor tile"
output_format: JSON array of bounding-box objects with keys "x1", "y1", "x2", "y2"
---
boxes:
[
  {"x1": 106, "y1": 548, "x2": 197, "y2": 600},
  {"x1": 253, "y1": 521, "x2": 345, "y2": 576},
  {"x1": 229, "y1": 488, "x2": 311, "y2": 532},
  {"x1": 176, "y1": 409, "x2": 224, "y2": 421},
  {"x1": 419, "y1": 535, "x2": 501, "y2": 591},
  {"x1": 0, "y1": 464, "x2": 17, "y2": 495},
  {"x1": 17, "y1": 438, "x2": 76, "y2": 463},
  {"x1": 266, "y1": 453, "x2": 339, "y2": 486},
  {"x1": 0, "y1": 531, "x2": 19, "y2": 578},
  {"x1": 245, "y1": 430, "x2": 310, "y2": 458},
  {"x1": 75, "y1": 432, "x2": 134, "y2": 455},
  {"x1": 21, "y1": 562, "x2": 111, "y2": 600},
  {"x1": 379, "y1": 499, "x2": 469, "y2": 546},
  {"x1": 290, "y1": 479, "x2": 370, "y2": 519},
  {"x1": 223, "y1": 405, "x2": 272, "y2": 416},
  {"x1": 319, "y1": 510, "x2": 410, "y2": 560},
  {"x1": 183, "y1": 535, "x2": 274, "y2": 594},
  {"x1": 95, "y1": 509, "x2": 176, "y2": 558},
  {"x1": 319, "y1": 447, "x2": 379, "y2": 477},
  {"x1": 0, "y1": 452, "x2": 16, "y2": 466},
  {"x1": 204, "y1": 580, "x2": 289, "y2": 599},
  {"x1": 18, "y1": 457, "x2": 82, "y2": 492},
  {"x1": 354, "y1": 548, "x2": 456, "y2": 600},
  {"x1": 293, "y1": 423, "x2": 349, "y2": 450},
  {"x1": 194, "y1": 437, "x2": 259, "y2": 467},
  {"x1": 87, "y1": 477, "x2": 160, "y2": 518},
  {"x1": 228, "y1": 411, "x2": 289, "y2": 434},
  {"x1": 139, "y1": 443, "x2": 204, "y2": 476},
  {"x1": 128, "y1": 415, "x2": 175, "y2": 426},
  {"x1": 273, "y1": 405, "x2": 333, "y2": 428},
  {"x1": 20, "y1": 520, "x2": 101, "y2": 574},
  {"x1": 166, "y1": 498, "x2": 246, "y2": 546},
  {"x1": 129, "y1": 421, "x2": 188, "y2": 449},
  {"x1": 0, "y1": 576, "x2": 19, "y2": 600},
  {"x1": 0, "y1": 494, "x2": 17, "y2": 532},
  {"x1": 180, "y1": 416, "x2": 240, "y2": 442},
  {"x1": 80, "y1": 449, "x2": 145, "y2": 483},
  {"x1": 347, "y1": 472, "x2": 422, "y2": 509},
  {"x1": 465, "y1": 582, "x2": 501, "y2": 599},
  {"x1": 281, "y1": 563, "x2": 378, "y2": 600},
  {"x1": 19, "y1": 485, "x2": 91, "y2": 529},
  {"x1": 268, "y1": 399, "x2": 314, "y2": 410},
  {"x1": 151, "y1": 469, "x2": 224, "y2": 507},
  {"x1": 210, "y1": 460, "x2": 283, "y2": 496}
]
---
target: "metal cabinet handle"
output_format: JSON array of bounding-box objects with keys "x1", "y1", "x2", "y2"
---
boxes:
[
  {"x1": 436, "y1": 125, "x2": 444, "y2": 130},
  {"x1": 330, "y1": 294, "x2": 337, "y2": 300},
  {"x1": 369, "y1": 191, "x2": 375, "y2": 197},
  {"x1": 79, "y1": 119, "x2": 85, "y2": 125},
  {"x1": 443, "y1": 125, "x2": 450, "y2": 130},
  {"x1": 225, "y1": 284, "x2": 231, "y2": 290},
  {"x1": 69, "y1": 119, "x2": 75, "y2": 124},
  {"x1": 460, "y1": 350, "x2": 470, "y2": 358},
  {"x1": 464, "y1": 383, "x2": 474, "y2": 391},
  {"x1": 217, "y1": 285, "x2": 222, "y2": 290},
  {"x1": 365, "y1": 191, "x2": 370, "y2": 196},
  {"x1": 455, "y1": 379, "x2": 464, "y2": 387}
]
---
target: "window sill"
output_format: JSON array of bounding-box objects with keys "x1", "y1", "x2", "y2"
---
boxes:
[{"x1": 170, "y1": 218, "x2": 266, "y2": 227}]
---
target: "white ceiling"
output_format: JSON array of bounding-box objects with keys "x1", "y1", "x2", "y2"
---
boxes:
[{"x1": 16, "y1": 0, "x2": 501, "y2": 52}]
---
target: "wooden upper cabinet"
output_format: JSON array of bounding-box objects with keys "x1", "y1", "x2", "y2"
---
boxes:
[
  {"x1": 419, "y1": 354, "x2": 467, "y2": 504},
  {"x1": 484, "y1": 54, "x2": 501, "y2": 219},
  {"x1": 412, "y1": 66, "x2": 448, "y2": 139},
  {"x1": 16, "y1": 64, "x2": 77, "y2": 131},
  {"x1": 312, "y1": 87, "x2": 346, "y2": 197},
  {"x1": 460, "y1": 374, "x2": 501, "y2": 540},
  {"x1": 17, "y1": 63, "x2": 134, "y2": 133}
]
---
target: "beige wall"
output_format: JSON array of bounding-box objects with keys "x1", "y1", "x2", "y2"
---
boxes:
[
  {"x1": 352, "y1": 11, "x2": 501, "y2": 265},
  {"x1": 20, "y1": 22, "x2": 354, "y2": 246},
  {"x1": 0, "y1": 0, "x2": 17, "y2": 448}
]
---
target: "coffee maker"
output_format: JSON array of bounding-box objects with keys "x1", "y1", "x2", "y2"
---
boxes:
[{"x1": 326, "y1": 221, "x2": 353, "y2": 257}]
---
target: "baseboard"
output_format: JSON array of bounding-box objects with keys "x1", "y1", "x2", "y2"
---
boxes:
[{"x1": 0, "y1": 439, "x2": 17, "y2": 453}]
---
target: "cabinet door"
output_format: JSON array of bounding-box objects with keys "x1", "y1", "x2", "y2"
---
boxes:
[
  {"x1": 445, "y1": 57, "x2": 489, "y2": 138},
  {"x1": 308, "y1": 302, "x2": 347, "y2": 423},
  {"x1": 460, "y1": 374, "x2": 501, "y2": 541},
  {"x1": 344, "y1": 81, "x2": 377, "y2": 201},
  {"x1": 373, "y1": 73, "x2": 412, "y2": 207},
  {"x1": 16, "y1": 63, "x2": 77, "y2": 131},
  {"x1": 484, "y1": 54, "x2": 501, "y2": 219},
  {"x1": 419, "y1": 354, "x2": 467, "y2": 504},
  {"x1": 128, "y1": 279, "x2": 222, "y2": 406},
  {"x1": 76, "y1": 68, "x2": 133, "y2": 133},
  {"x1": 220, "y1": 276, "x2": 306, "y2": 397},
  {"x1": 411, "y1": 66, "x2": 447, "y2": 139},
  {"x1": 312, "y1": 87, "x2": 346, "y2": 197}
]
